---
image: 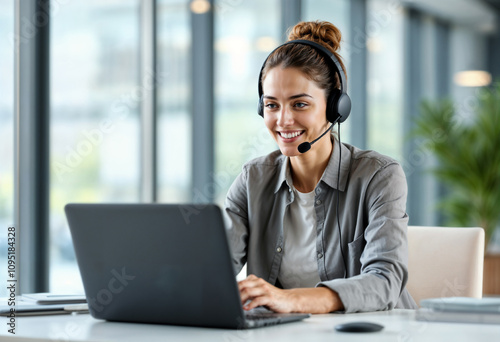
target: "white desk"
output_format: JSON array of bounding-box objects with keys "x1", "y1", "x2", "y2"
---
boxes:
[{"x1": 1, "y1": 310, "x2": 499, "y2": 342}]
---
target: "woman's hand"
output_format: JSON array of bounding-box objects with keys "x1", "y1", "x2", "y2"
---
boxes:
[
  {"x1": 237, "y1": 274, "x2": 344, "y2": 314},
  {"x1": 238, "y1": 274, "x2": 296, "y2": 313}
]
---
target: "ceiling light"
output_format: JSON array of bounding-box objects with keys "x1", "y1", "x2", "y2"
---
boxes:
[
  {"x1": 454, "y1": 70, "x2": 492, "y2": 87},
  {"x1": 256, "y1": 37, "x2": 278, "y2": 52},
  {"x1": 190, "y1": 0, "x2": 210, "y2": 14}
]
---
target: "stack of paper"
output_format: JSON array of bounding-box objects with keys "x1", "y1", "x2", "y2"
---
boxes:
[
  {"x1": 416, "y1": 297, "x2": 500, "y2": 324},
  {"x1": 0, "y1": 293, "x2": 88, "y2": 316},
  {"x1": 21, "y1": 293, "x2": 86, "y2": 305}
]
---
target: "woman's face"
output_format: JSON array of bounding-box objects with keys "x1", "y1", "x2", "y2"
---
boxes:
[{"x1": 262, "y1": 66, "x2": 329, "y2": 157}]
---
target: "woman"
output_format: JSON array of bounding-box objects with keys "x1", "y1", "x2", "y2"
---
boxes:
[{"x1": 224, "y1": 21, "x2": 417, "y2": 314}]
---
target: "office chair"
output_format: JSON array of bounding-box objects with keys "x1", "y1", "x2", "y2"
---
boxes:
[{"x1": 406, "y1": 226, "x2": 485, "y2": 306}]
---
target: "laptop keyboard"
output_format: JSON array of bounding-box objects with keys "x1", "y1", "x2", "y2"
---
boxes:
[{"x1": 245, "y1": 312, "x2": 280, "y2": 320}]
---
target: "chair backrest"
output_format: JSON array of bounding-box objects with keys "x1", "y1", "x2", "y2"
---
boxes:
[{"x1": 407, "y1": 226, "x2": 485, "y2": 306}]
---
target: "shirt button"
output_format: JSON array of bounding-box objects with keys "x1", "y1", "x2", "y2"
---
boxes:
[
  {"x1": 316, "y1": 199, "x2": 322, "y2": 205},
  {"x1": 277, "y1": 247, "x2": 282, "y2": 253},
  {"x1": 315, "y1": 188, "x2": 321, "y2": 194},
  {"x1": 317, "y1": 253, "x2": 323, "y2": 259}
]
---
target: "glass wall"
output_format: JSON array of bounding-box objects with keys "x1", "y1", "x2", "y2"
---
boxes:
[
  {"x1": 5, "y1": 0, "x2": 498, "y2": 293},
  {"x1": 303, "y1": 0, "x2": 350, "y2": 28},
  {"x1": 157, "y1": 0, "x2": 191, "y2": 203},
  {"x1": 0, "y1": 1, "x2": 14, "y2": 298},
  {"x1": 302, "y1": 0, "x2": 350, "y2": 60},
  {"x1": 50, "y1": 0, "x2": 140, "y2": 293},
  {"x1": 214, "y1": 0, "x2": 281, "y2": 206},
  {"x1": 450, "y1": 26, "x2": 490, "y2": 120},
  {"x1": 366, "y1": 0, "x2": 404, "y2": 160}
]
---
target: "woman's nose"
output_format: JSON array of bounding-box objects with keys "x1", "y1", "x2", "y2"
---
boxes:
[{"x1": 277, "y1": 106, "x2": 294, "y2": 126}]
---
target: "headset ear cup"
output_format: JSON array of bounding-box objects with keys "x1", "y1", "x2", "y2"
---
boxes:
[
  {"x1": 326, "y1": 89, "x2": 341, "y2": 123},
  {"x1": 258, "y1": 95, "x2": 264, "y2": 117},
  {"x1": 337, "y1": 93, "x2": 351, "y2": 123}
]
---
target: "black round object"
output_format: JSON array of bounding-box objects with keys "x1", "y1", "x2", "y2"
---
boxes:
[{"x1": 334, "y1": 321, "x2": 384, "y2": 333}]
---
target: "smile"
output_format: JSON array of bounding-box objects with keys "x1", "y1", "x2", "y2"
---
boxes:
[{"x1": 278, "y1": 131, "x2": 304, "y2": 139}]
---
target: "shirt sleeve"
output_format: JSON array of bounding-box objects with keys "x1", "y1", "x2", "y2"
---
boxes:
[
  {"x1": 318, "y1": 162, "x2": 411, "y2": 313},
  {"x1": 223, "y1": 167, "x2": 250, "y2": 275}
]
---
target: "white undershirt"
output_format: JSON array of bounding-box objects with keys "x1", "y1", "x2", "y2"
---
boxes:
[{"x1": 278, "y1": 186, "x2": 322, "y2": 289}]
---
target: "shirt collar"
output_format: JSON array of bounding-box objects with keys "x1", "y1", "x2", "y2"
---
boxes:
[
  {"x1": 274, "y1": 155, "x2": 292, "y2": 194},
  {"x1": 273, "y1": 134, "x2": 351, "y2": 194},
  {"x1": 320, "y1": 135, "x2": 351, "y2": 192}
]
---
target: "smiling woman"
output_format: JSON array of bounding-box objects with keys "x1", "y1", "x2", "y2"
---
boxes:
[
  {"x1": 224, "y1": 20, "x2": 418, "y2": 314},
  {"x1": 262, "y1": 67, "x2": 329, "y2": 162}
]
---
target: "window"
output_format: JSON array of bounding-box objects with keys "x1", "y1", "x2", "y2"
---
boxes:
[
  {"x1": 214, "y1": 0, "x2": 281, "y2": 205},
  {"x1": 50, "y1": 0, "x2": 140, "y2": 293},
  {"x1": 302, "y1": 0, "x2": 350, "y2": 44},
  {"x1": 0, "y1": 1, "x2": 14, "y2": 298},
  {"x1": 157, "y1": 0, "x2": 191, "y2": 203},
  {"x1": 366, "y1": 0, "x2": 404, "y2": 160}
]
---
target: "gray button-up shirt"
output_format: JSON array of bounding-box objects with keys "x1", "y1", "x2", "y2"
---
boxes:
[{"x1": 224, "y1": 137, "x2": 417, "y2": 313}]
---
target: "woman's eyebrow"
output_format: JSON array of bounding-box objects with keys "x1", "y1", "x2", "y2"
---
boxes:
[{"x1": 263, "y1": 93, "x2": 313, "y2": 100}]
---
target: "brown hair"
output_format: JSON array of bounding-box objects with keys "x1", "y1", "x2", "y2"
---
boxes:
[{"x1": 261, "y1": 21, "x2": 346, "y2": 98}]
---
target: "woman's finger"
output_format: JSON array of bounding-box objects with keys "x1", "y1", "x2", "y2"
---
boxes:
[
  {"x1": 238, "y1": 274, "x2": 264, "y2": 291},
  {"x1": 239, "y1": 279, "x2": 270, "y2": 303},
  {"x1": 243, "y1": 294, "x2": 269, "y2": 311}
]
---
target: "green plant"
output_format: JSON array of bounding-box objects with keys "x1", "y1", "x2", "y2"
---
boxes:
[{"x1": 411, "y1": 82, "x2": 500, "y2": 245}]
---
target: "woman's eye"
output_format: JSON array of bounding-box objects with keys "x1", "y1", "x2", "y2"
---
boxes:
[
  {"x1": 294, "y1": 102, "x2": 307, "y2": 108},
  {"x1": 265, "y1": 103, "x2": 277, "y2": 109}
]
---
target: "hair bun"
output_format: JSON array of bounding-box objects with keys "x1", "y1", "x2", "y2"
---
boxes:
[{"x1": 287, "y1": 20, "x2": 342, "y2": 54}]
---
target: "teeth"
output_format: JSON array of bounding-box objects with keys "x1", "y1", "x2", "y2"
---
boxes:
[{"x1": 281, "y1": 131, "x2": 302, "y2": 139}]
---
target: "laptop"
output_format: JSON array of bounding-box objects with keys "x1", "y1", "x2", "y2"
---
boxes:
[{"x1": 65, "y1": 203, "x2": 310, "y2": 329}]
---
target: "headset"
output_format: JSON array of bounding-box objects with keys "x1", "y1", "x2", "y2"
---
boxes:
[
  {"x1": 257, "y1": 39, "x2": 351, "y2": 125},
  {"x1": 257, "y1": 39, "x2": 351, "y2": 278}
]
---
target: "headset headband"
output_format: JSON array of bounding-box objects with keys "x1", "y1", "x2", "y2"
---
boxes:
[
  {"x1": 257, "y1": 39, "x2": 348, "y2": 98},
  {"x1": 257, "y1": 39, "x2": 351, "y2": 124}
]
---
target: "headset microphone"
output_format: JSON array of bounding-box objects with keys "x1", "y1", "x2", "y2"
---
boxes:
[
  {"x1": 297, "y1": 123, "x2": 334, "y2": 153},
  {"x1": 258, "y1": 39, "x2": 352, "y2": 155}
]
